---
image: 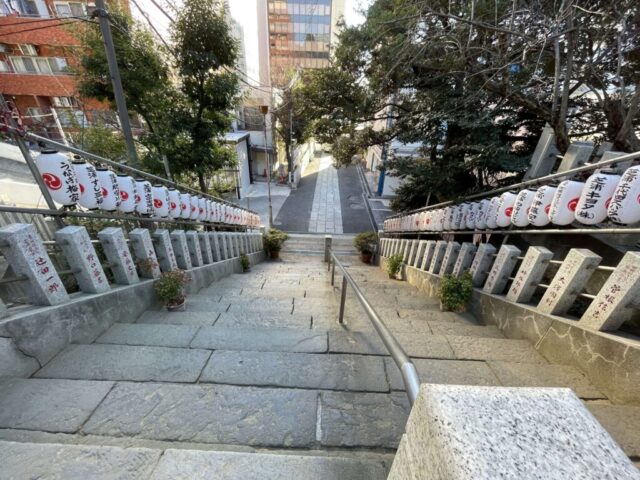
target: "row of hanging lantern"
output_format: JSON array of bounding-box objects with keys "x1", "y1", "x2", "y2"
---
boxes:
[
  {"x1": 34, "y1": 149, "x2": 260, "y2": 228},
  {"x1": 384, "y1": 165, "x2": 640, "y2": 232}
]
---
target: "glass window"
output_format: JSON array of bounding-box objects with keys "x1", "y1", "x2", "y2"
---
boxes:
[
  {"x1": 18, "y1": 44, "x2": 37, "y2": 56},
  {"x1": 35, "y1": 57, "x2": 52, "y2": 74},
  {"x1": 0, "y1": 60, "x2": 9, "y2": 72}
]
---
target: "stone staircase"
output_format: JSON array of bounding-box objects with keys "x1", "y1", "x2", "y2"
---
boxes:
[
  {"x1": 1, "y1": 246, "x2": 638, "y2": 477},
  {"x1": 281, "y1": 233, "x2": 358, "y2": 256}
]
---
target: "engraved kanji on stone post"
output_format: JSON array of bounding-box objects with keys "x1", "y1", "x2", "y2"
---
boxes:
[
  {"x1": 170, "y1": 230, "x2": 192, "y2": 270},
  {"x1": 452, "y1": 242, "x2": 477, "y2": 277},
  {"x1": 0, "y1": 223, "x2": 69, "y2": 305},
  {"x1": 483, "y1": 244, "x2": 521, "y2": 294},
  {"x1": 469, "y1": 243, "x2": 497, "y2": 287},
  {"x1": 129, "y1": 228, "x2": 161, "y2": 279},
  {"x1": 438, "y1": 241, "x2": 460, "y2": 275},
  {"x1": 428, "y1": 241, "x2": 448, "y2": 274},
  {"x1": 56, "y1": 225, "x2": 110, "y2": 292},
  {"x1": 506, "y1": 246, "x2": 553, "y2": 303},
  {"x1": 185, "y1": 231, "x2": 203, "y2": 267},
  {"x1": 209, "y1": 232, "x2": 222, "y2": 261},
  {"x1": 407, "y1": 240, "x2": 418, "y2": 266},
  {"x1": 153, "y1": 229, "x2": 178, "y2": 272},
  {"x1": 413, "y1": 240, "x2": 427, "y2": 268},
  {"x1": 421, "y1": 240, "x2": 437, "y2": 270},
  {"x1": 98, "y1": 227, "x2": 140, "y2": 285},
  {"x1": 198, "y1": 232, "x2": 213, "y2": 264}
]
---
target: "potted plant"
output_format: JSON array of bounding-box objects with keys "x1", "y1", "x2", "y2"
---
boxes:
[
  {"x1": 439, "y1": 271, "x2": 474, "y2": 312},
  {"x1": 354, "y1": 231, "x2": 378, "y2": 264},
  {"x1": 263, "y1": 228, "x2": 289, "y2": 259},
  {"x1": 154, "y1": 270, "x2": 190, "y2": 311},
  {"x1": 240, "y1": 252, "x2": 251, "y2": 272},
  {"x1": 386, "y1": 253, "x2": 404, "y2": 280}
]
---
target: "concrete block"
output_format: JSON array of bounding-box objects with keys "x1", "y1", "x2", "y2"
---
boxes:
[
  {"x1": 451, "y1": 242, "x2": 477, "y2": 277},
  {"x1": 98, "y1": 227, "x2": 140, "y2": 285},
  {"x1": 469, "y1": 243, "x2": 496, "y2": 287},
  {"x1": 152, "y1": 229, "x2": 178, "y2": 272},
  {"x1": 402, "y1": 384, "x2": 639, "y2": 479},
  {"x1": 170, "y1": 230, "x2": 192, "y2": 270},
  {"x1": 420, "y1": 240, "x2": 436, "y2": 270},
  {"x1": 506, "y1": 246, "x2": 553, "y2": 303},
  {"x1": 209, "y1": 232, "x2": 222, "y2": 261},
  {"x1": 407, "y1": 240, "x2": 418, "y2": 266},
  {"x1": 0, "y1": 223, "x2": 69, "y2": 305},
  {"x1": 438, "y1": 241, "x2": 460, "y2": 275},
  {"x1": 55, "y1": 225, "x2": 110, "y2": 293},
  {"x1": 483, "y1": 244, "x2": 521, "y2": 294},
  {"x1": 198, "y1": 232, "x2": 213, "y2": 264},
  {"x1": 428, "y1": 241, "x2": 448, "y2": 274},
  {"x1": 185, "y1": 231, "x2": 203, "y2": 267},
  {"x1": 580, "y1": 252, "x2": 640, "y2": 331},
  {"x1": 129, "y1": 228, "x2": 161, "y2": 279}
]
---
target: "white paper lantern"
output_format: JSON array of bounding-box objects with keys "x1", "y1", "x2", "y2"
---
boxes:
[
  {"x1": 167, "y1": 188, "x2": 180, "y2": 219},
  {"x1": 135, "y1": 179, "x2": 153, "y2": 215},
  {"x1": 35, "y1": 149, "x2": 80, "y2": 206},
  {"x1": 72, "y1": 159, "x2": 102, "y2": 210},
  {"x1": 435, "y1": 209, "x2": 445, "y2": 231},
  {"x1": 116, "y1": 175, "x2": 137, "y2": 213},
  {"x1": 549, "y1": 180, "x2": 584, "y2": 226},
  {"x1": 608, "y1": 166, "x2": 640, "y2": 224},
  {"x1": 451, "y1": 205, "x2": 463, "y2": 230},
  {"x1": 528, "y1": 185, "x2": 557, "y2": 227},
  {"x1": 96, "y1": 168, "x2": 120, "y2": 212},
  {"x1": 189, "y1": 195, "x2": 199, "y2": 220},
  {"x1": 495, "y1": 192, "x2": 517, "y2": 228},
  {"x1": 485, "y1": 197, "x2": 501, "y2": 229},
  {"x1": 510, "y1": 189, "x2": 535, "y2": 227},
  {"x1": 198, "y1": 197, "x2": 207, "y2": 222},
  {"x1": 465, "y1": 203, "x2": 477, "y2": 229},
  {"x1": 179, "y1": 193, "x2": 191, "y2": 219},
  {"x1": 474, "y1": 199, "x2": 491, "y2": 229},
  {"x1": 152, "y1": 185, "x2": 170, "y2": 218},
  {"x1": 575, "y1": 171, "x2": 620, "y2": 225}
]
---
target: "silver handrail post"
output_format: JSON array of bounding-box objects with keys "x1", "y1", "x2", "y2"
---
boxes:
[
  {"x1": 338, "y1": 276, "x2": 347, "y2": 324},
  {"x1": 331, "y1": 260, "x2": 336, "y2": 286}
]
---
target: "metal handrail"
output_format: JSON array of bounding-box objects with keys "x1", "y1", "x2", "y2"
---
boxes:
[
  {"x1": 383, "y1": 227, "x2": 640, "y2": 236},
  {"x1": 327, "y1": 249, "x2": 421, "y2": 405}
]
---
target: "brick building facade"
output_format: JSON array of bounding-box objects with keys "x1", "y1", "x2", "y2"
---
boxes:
[{"x1": 0, "y1": 1, "x2": 128, "y2": 141}]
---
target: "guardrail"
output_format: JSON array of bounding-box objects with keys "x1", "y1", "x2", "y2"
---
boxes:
[{"x1": 326, "y1": 248, "x2": 421, "y2": 405}]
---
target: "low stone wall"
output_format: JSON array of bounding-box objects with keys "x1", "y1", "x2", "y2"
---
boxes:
[
  {"x1": 0, "y1": 251, "x2": 264, "y2": 378},
  {"x1": 380, "y1": 257, "x2": 640, "y2": 405}
]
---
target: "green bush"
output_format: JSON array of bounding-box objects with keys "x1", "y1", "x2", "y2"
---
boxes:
[
  {"x1": 154, "y1": 270, "x2": 190, "y2": 305},
  {"x1": 439, "y1": 271, "x2": 474, "y2": 312},
  {"x1": 263, "y1": 228, "x2": 289, "y2": 252},
  {"x1": 240, "y1": 252, "x2": 250, "y2": 271},
  {"x1": 353, "y1": 231, "x2": 378, "y2": 254},
  {"x1": 386, "y1": 253, "x2": 404, "y2": 279}
]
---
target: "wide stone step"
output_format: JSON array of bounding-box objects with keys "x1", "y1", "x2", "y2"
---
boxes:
[
  {"x1": 136, "y1": 311, "x2": 220, "y2": 326},
  {"x1": 199, "y1": 350, "x2": 389, "y2": 392},
  {"x1": 97, "y1": 323, "x2": 200, "y2": 348},
  {"x1": 0, "y1": 440, "x2": 390, "y2": 480},
  {"x1": 215, "y1": 312, "x2": 312, "y2": 329}
]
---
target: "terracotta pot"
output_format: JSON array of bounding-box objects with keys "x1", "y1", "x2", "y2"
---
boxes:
[
  {"x1": 166, "y1": 298, "x2": 186, "y2": 312},
  {"x1": 269, "y1": 249, "x2": 280, "y2": 259},
  {"x1": 388, "y1": 273, "x2": 396, "y2": 280},
  {"x1": 360, "y1": 253, "x2": 372, "y2": 264}
]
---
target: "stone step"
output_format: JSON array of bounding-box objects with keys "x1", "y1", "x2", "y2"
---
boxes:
[
  {"x1": 199, "y1": 350, "x2": 389, "y2": 392},
  {"x1": 97, "y1": 323, "x2": 200, "y2": 348},
  {"x1": 215, "y1": 312, "x2": 312, "y2": 329},
  {"x1": 0, "y1": 440, "x2": 389, "y2": 480},
  {"x1": 136, "y1": 311, "x2": 220, "y2": 326}
]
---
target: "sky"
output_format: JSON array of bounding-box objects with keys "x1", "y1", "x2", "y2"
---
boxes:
[{"x1": 131, "y1": 0, "x2": 370, "y2": 84}]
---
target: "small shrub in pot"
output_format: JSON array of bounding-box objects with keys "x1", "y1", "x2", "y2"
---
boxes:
[
  {"x1": 439, "y1": 271, "x2": 473, "y2": 312},
  {"x1": 263, "y1": 228, "x2": 289, "y2": 259},
  {"x1": 353, "y1": 231, "x2": 378, "y2": 264},
  {"x1": 155, "y1": 270, "x2": 190, "y2": 311},
  {"x1": 240, "y1": 252, "x2": 250, "y2": 272},
  {"x1": 386, "y1": 253, "x2": 404, "y2": 279}
]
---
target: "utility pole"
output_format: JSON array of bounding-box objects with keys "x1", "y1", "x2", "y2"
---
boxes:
[
  {"x1": 92, "y1": 0, "x2": 139, "y2": 167},
  {"x1": 261, "y1": 105, "x2": 273, "y2": 228}
]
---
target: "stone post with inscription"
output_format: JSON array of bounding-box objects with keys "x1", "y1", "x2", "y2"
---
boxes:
[
  {"x1": 402, "y1": 240, "x2": 412, "y2": 262},
  {"x1": 129, "y1": 228, "x2": 161, "y2": 279},
  {"x1": 218, "y1": 233, "x2": 229, "y2": 260},
  {"x1": 421, "y1": 240, "x2": 436, "y2": 270},
  {"x1": 170, "y1": 230, "x2": 192, "y2": 270},
  {"x1": 483, "y1": 244, "x2": 521, "y2": 294},
  {"x1": 469, "y1": 243, "x2": 497, "y2": 287},
  {"x1": 152, "y1": 229, "x2": 178, "y2": 272},
  {"x1": 506, "y1": 246, "x2": 553, "y2": 303},
  {"x1": 412, "y1": 241, "x2": 427, "y2": 268},
  {"x1": 407, "y1": 240, "x2": 418, "y2": 266},
  {"x1": 185, "y1": 231, "x2": 203, "y2": 267},
  {"x1": 579, "y1": 252, "x2": 640, "y2": 331},
  {"x1": 55, "y1": 226, "x2": 111, "y2": 293},
  {"x1": 198, "y1": 232, "x2": 213, "y2": 264},
  {"x1": 98, "y1": 227, "x2": 140, "y2": 285},
  {"x1": 209, "y1": 232, "x2": 221, "y2": 261},
  {"x1": 537, "y1": 249, "x2": 601, "y2": 315},
  {"x1": 438, "y1": 241, "x2": 461, "y2": 275},
  {"x1": 428, "y1": 241, "x2": 448, "y2": 274},
  {"x1": 452, "y1": 242, "x2": 477, "y2": 277},
  {"x1": 0, "y1": 223, "x2": 69, "y2": 305}
]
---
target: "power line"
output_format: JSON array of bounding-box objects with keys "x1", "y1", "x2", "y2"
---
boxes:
[
  {"x1": 0, "y1": 18, "x2": 93, "y2": 37},
  {"x1": 0, "y1": 14, "x2": 91, "y2": 28}
]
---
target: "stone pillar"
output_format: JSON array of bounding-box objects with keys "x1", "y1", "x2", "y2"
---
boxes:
[
  {"x1": 198, "y1": 232, "x2": 213, "y2": 264},
  {"x1": 483, "y1": 244, "x2": 521, "y2": 294},
  {"x1": 538, "y1": 249, "x2": 601, "y2": 315},
  {"x1": 55, "y1": 226, "x2": 110, "y2": 293},
  {"x1": 438, "y1": 241, "x2": 460, "y2": 275},
  {"x1": 420, "y1": 240, "x2": 436, "y2": 270},
  {"x1": 128, "y1": 228, "x2": 161, "y2": 279},
  {"x1": 152, "y1": 229, "x2": 178, "y2": 272},
  {"x1": 218, "y1": 233, "x2": 229, "y2": 260},
  {"x1": 506, "y1": 246, "x2": 553, "y2": 303},
  {"x1": 412, "y1": 241, "x2": 427, "y2": 268},
  {"x1": 0, "y1": 224, "x2": 69, "y2": 306},
  {"x1": 0, "y1": 298, "x2": 7, "y2": 319},
  {"x1": 384, "y1": 238, "x2": 392, "y2": 257},
  {"x1": 209, "y1": 232, "x2": 220, "y2": 261},
  {"x1": 428, "y1": 241, "x2": 448, "y2": 274},
  {"x1": 402, "y1": 240, "x2": 411, "y2": 262},
  {"x1": 579, "y1": 252, "x2": 640, "y2": 331},
  {"x1": 228, "y1": 233, "x2": 238, "y2": 258},
  {"x1": 407, "y1": 240, "x2": 418, "y2": 266},
  {"x1": 324, "y1": 235, "x2": 332, "y2": 262},
  {"x1": 170, "y1": 230, "x2": 192, "y2": 270},
  {"x1": 452, "y1": 242, "x2": 477, "y2": 277},
  {"x1": 98, "y1": 227, "x2": 140, "y2": 285},
  {"x1": 185, "y1": 231, "x2": 203, "y2": 267},
  {"x1": 469, "y1": 243, "x2": 496, "y2": 287},
  {"x1": 232, "y1": 233, "x2": 241, "y2": 257}
]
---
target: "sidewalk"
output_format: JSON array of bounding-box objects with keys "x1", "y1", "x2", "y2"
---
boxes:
[{"x1": 235, "y1": 181, "x2": 291, "y2": 228}]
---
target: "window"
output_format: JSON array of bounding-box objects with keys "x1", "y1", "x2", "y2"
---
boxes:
[
  {"x1": 9, "y1": 56, "x2": 37, "y2": 73},
  {"x1": 7, "y1": 56, "x2": 68, "y2": 74},
  {"x1": 26, "y1": 107, "x2": 46, "y2": 123},
  {"x1": 54, "y1": 1, "x2": 85, "y2": 17},
  {"x1": 0, "y1": 60, "x2": 9, "y2": 72},
  {"x1": 52, "y1": 96, "x2": 77, "y2": 108},
  {"x1": 18, "y1": 44, "x2": 37, "y2": 56},
  {"x1": 19, "y1": 0, "x2": 40, "y2": 15}
]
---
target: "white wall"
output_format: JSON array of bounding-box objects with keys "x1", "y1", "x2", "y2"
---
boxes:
[{"x1": 235, "y1": 140, "x2": 251, "y2": 198}]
